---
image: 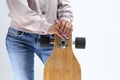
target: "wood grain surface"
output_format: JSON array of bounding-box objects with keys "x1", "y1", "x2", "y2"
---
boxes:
[{"x1": 44, "y1": 35, "x2": 81, "y2": 80}]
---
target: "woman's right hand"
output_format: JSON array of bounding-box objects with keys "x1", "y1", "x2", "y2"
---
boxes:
[{"x1": 47, "y1": 22, "x2": 64, "y2": 39}]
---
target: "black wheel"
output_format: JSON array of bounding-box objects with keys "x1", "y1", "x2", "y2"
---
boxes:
[
  {"x1": 75, "y1": 37, "x2": 86, "y2": 49},
  {"x1": 40, "y1": 35, "x2": 50, "y2": 47}
]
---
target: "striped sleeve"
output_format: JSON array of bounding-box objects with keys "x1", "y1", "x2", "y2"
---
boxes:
[{"x1": 57, "y1": 0, "x2": 73, "y2": 22}]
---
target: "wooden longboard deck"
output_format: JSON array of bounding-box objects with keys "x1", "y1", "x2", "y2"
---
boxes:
[{"x1": 44, "y1": 35, "x2": 81, "y2": 80}]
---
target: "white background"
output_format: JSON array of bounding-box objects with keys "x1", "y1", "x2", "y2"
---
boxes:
[{"x1": 0, "y1": 0, "x2": 120, "y2": 80}]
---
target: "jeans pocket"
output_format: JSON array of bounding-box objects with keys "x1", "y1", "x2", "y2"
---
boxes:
[{"x1": 7, "y1": 27, "x2": 24, "y2": 37}]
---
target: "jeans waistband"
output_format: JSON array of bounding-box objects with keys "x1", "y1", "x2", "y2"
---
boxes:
[{"x1": 8, "y1": 27, "x2": 54, "y2": 37}]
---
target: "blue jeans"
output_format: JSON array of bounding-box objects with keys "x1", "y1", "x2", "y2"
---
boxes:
[{"x1": 6, "y1": 27, "x2": 54, "y2": 80}]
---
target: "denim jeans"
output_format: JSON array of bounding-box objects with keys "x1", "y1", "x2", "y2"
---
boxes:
[{"x1": 6, "y1": 27, "x2": 54, "y2": 80}]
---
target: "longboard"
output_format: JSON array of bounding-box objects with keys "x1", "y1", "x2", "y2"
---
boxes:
[{"x1": 43, "y1": 35, "x2": 81, "y2": 80}]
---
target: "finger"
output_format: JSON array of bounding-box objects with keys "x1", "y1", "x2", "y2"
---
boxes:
[
  {"x1": 54, "y1": 20, "x2": 62, "y2": 34},
  {"x1": 65, "y1": 25, "x2": 73, "y2": 38},
  {"x1": 54, "y1": 26, "x2": 64, "y2": 39},
  {"x1": 56, "y1": 24, "x2": 60, "y2": 30},
  {"x1": 65, "y1": 23, "x2": 72, "y2": 36},
  {"x1": 60, "y1": 20, "x2": 66, "y2": 33},
  {"x1": 68, "y1": 24, "x2": 73, "y2": 35},
  {"x1": 62, "y1": 21, "x2": 69, "y2": 36},
  {"x1": 55, "y1": 30, "x2": 64, "y2": 39},
  {"x1": 56, "y1": 21, "x2": 61, "y2": 33},
  {"x1": 67, "y1": 34, "x2": 72, "y2": 38},
  {"x1": 67, "y1": 28, "x2": 73, "y2": 38},
  {"x1": 55, "y1": 20, "x2": 60, "y2": 26},
  {"x1": 64, "y1": 35, "x2": 69, "y2": 39},
  {"x1": 54, "y1": 23, "x2": 61, "y2": 33}
]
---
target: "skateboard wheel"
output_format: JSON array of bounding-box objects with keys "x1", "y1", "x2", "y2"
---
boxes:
[
  {"x1": 75, "y1": 37, "x2": 86, "y2": 49},
  {"x1": 40, "y1": 35, "x2": 50, "y2": 47}
]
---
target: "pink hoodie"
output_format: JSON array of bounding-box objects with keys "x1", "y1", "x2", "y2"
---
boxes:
[{"x1": 6, "y1": 0, "x2": 73, "y2": 34}]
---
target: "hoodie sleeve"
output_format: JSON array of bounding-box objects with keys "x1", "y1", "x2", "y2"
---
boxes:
[{"x1": 57, "y1": 0, "x2": 74, "y2": 22}]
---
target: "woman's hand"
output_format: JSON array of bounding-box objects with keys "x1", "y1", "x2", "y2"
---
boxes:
[
  {"x1": 47, "y1": 21, "x2": 64, "y2": 39},
  {"x1": 47, "y1": 20, "x2": 73, "y2": 39},
  {"x1": 56, "y1": 20, "x2": 73, "y2": 39}
]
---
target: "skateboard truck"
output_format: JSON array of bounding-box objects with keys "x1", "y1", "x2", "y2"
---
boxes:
[
  {"x1": 40, "y1": 35, "x2": 86, "y2": 49},
  {"x1": 58, "y1": 37, "x2": 68, "y2": 49}
]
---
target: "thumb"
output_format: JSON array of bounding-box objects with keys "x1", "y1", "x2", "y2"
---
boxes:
[
  {"x1": 54, "y1": 20, "x2": 60, "y2": 26},
  {"x1": 55, "y1": 31, "x2": 64, "y2": 39}
]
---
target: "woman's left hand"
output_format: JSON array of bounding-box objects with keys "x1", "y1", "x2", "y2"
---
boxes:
[{"x1": 56, "y1": 20, "x2": 73, "y2": 39}]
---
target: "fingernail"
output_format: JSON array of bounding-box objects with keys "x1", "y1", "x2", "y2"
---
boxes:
[{"x1": 66, "y1": 37, "x2": 69, "y2": 39}]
